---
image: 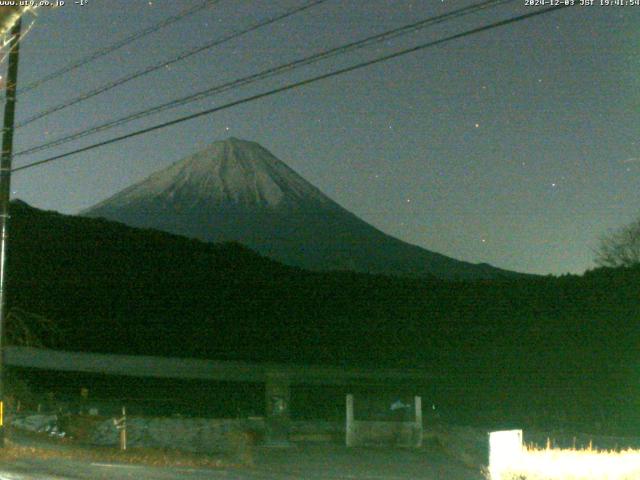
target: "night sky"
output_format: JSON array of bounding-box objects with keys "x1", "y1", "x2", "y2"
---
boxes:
[{"x1": 4, "y1": 0, "x2": 639, "y2": 275}]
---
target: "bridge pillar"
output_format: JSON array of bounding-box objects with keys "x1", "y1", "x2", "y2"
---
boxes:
[{"x1": 264, "y1": 371, "x2": 291, "y2": 447}]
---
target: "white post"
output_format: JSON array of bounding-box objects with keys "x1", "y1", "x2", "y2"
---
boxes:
[
  {"x1": 346, "y1": 394, "x2": 354, "y2": 447},
  {"x1": 119, "y1": 406, "x2": 127, "y2": 451},
  {"x1": 414, "y1": 396, "x2": 423, "y2": 447},
  {"x1": 488, "y1": 430, "x2": 523, "y2": 480}
]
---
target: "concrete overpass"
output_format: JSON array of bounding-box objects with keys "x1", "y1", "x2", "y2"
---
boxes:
[
  {"x1": 4, "y1": 346, "x2": 433, "y2": 386},
  {"x1": 4, "y1": 346, "x2": 435, "y2": 445}
]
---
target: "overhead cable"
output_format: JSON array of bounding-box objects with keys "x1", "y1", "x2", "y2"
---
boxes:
[
  {"x1": 15, "y1": 0, "x2": 516, "y2": 157},
  {"x1": 13, "y1": 4, "x2": 571, "y2": 173},
  {"x1": 17, "y1": 0, "x2": 222, "y2": 96},
  {"x1": 14, "y1": 0, "x2": 330, "y2": 129}
]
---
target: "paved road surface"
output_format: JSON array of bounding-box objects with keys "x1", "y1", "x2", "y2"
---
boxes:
[{"x1": 0, "y1": 445, "x2": 484, "y2": 479}]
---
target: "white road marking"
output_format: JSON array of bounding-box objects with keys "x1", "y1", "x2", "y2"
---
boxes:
[{"x1": 90, "y1": 462, "x2": 144, "y2": 468}]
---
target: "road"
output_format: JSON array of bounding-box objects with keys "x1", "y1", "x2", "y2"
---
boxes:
[{"x1": 0, "y1": 445, "x2": 485, "y2": 479}]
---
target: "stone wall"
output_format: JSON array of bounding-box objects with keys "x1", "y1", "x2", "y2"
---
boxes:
[
  {"x1": 12, "y1": 413, "x2": 346, "y2": 452},
  {"x1": 91, "y1": 417, "x2": 265, "y2": 453}
]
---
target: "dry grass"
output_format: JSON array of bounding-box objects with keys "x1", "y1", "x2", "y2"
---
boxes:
[
  {"x1": 0, "y1": 431, "x2": 249, "y2": 469},
  {"x1": 492, "y1": 444, "x2": 640, "y2": 480}
]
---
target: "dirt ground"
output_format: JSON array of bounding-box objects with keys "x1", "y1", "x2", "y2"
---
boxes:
[{"x1": 0, "y1": 443, "x2": 485, "y2": 479}]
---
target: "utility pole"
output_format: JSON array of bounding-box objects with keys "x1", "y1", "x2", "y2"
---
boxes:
[{"x1": 0, "y1": 16, "x2": 22, "y2": 447}]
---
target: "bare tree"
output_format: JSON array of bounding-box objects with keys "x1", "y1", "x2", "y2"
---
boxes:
[
  {"x1": 594, "y1": 218, "x2": 640, "y2": 268},
  {"x1": 6, "y1": 307, "x2": 60, "y2": 348},
  {"x1": 4, "y1": 308, "x2": 60, "y2": 410}
]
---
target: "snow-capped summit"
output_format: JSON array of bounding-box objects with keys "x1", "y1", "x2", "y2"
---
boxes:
[
  {"x1": 83, "y1": 138, "x2": 518, "y2": 280},
  {"x1": 92, "y1": 137, "x2": 333, "y2": 211}
]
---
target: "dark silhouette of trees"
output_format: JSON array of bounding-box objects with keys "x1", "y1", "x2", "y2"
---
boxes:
[
  {"x1": 595, "y1": 217, "x2": 640, "y2": 268},
  {"x1": 5, "y1": 200, "x2": 640, "y2": 433}
]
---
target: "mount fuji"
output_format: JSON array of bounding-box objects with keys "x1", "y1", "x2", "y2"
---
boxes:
[{"x1": 83, "y1": 137, "x2": 518, "y2": 280}]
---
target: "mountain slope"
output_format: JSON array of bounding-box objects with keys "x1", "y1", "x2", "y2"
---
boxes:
[{"x1": 83, "y1": 137, "x2": 521, "y2": 280}]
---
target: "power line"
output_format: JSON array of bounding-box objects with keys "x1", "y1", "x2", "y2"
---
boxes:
[
  {"x1": 16, "y1": 0, "x2": 221, "y2": 96},
  {"x1": 13, "y1": 4, "x2": 570, "y2": 174},
  {"x1": 15, "y1": 0, "x2": 516, "y2": 157},
  {"x1": 13, "y1": 0, "x2": 330, "y2": 129}
]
